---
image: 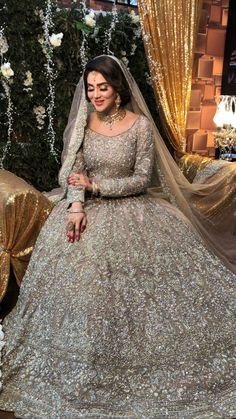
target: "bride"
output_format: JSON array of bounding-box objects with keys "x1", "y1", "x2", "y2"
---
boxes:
[{"x1": 0, "y1": 55, "x2": 235, "y2": 418}]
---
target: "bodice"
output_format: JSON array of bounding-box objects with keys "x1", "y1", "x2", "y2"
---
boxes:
[{"x1": 83, "y1": 118, "x2": 140, "y2": 180}]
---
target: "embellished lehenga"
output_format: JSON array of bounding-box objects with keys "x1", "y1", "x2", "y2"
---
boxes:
[{"x1": 0, "y1": 115, "x2": 236, "y2": 418}]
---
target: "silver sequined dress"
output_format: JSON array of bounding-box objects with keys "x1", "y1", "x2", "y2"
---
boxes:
[{"x1": 0, "y1": 116, "x2": 236, "y2": 418}]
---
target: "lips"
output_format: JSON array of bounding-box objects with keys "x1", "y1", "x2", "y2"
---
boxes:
[{"x1": 94, "y1": 101, "x2": 104, "y2": 106}]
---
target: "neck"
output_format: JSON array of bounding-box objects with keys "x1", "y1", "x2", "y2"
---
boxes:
[
  {"x1": 98, "y1": 107, "x2": 120, "y2": 117},
  {"x1": 97, "y1": 107, "x2": 126, "y2": 129}
]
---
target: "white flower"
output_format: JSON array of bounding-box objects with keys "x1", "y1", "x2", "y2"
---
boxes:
[
  {"x1": 37, "y1": 35, "x2": 44, "y2": 45},
  {"x1": 1, "y1": 62, "x2": 14, "y2": 79},
  {"x1": 23, "y1": 70, "x2": 33, "y2": 87},
  {"x1": 131, "y1": 43, "x2": 137, "y2": 55},
  {"x1": 88, "y1": 10, "x2": 95, "y2": 19},
  {"x1": 84, "y1": 15, "x2": 96, "y2": 28},
  {"x1": 134, "y1": 27, "x2": 141, "y2": 38},
  {"x1": 145, "y1": 71, "x2": 153, "y2": 86},
  {"x1": 121, "y1": 50, "x2": 126, "y2": 56},
  {"x1": 34, "y1": 105, "x2": 45, "y2": 115},
  {"x1": 33, "y1": 105, "x2": 46, "y2": 129},
  {"x1": 121, "y1": 56, "x2": 129, "y2": 67},
  {"x1": 130, "y1": 10, "x2": 139, "y2": 24},
  {"x1": 0, "y1": 35, "x2": 9, "y2": 55},
  {"x1": 39, "y1": 9, "x2": 44, "y2": 20},
  {"x1": 49, "y1": 32, "x2": 64, "y2": 48}
]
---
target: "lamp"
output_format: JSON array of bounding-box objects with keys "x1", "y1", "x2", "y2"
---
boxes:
[{"x1": 213, "y1": 95, "x2": 236, "y2": 161}]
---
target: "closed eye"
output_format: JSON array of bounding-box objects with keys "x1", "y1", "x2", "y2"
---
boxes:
[{"x1": 87, "y1": 83, "x2": 109, "y2": 92}]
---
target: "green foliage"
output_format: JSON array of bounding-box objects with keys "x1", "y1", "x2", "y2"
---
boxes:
[{"x1": 0, "y1": 3, "x2": 160, "y2": 191}]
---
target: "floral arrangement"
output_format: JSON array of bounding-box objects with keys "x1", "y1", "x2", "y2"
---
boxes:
[{"x1": 0, "y1": 1, "x2": 159, "y2": 191}]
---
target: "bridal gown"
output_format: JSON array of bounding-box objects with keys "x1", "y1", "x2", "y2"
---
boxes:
[{"x1": 0, "y1": 115, "x2": 236, "y2": 418}]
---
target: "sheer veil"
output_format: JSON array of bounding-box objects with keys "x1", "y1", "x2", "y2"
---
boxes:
[{"x1": 48, "y1": 55, "x2": 236, "y2": 274}]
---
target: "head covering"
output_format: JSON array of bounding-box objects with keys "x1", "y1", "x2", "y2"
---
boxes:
[{"x1": 48, "y1": 55, "x2": 236, "y2": 274}]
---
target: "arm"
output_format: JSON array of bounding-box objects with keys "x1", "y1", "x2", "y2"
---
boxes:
[
  {"x1": 66, "y1": 148, "x2": 87, "y2": 242},
  {"x1": 66, "y1": 148, "x2": 85, "y2": 205},
  {"x1": 98, "y1": 117, "x2": 154, "y2": 197}
]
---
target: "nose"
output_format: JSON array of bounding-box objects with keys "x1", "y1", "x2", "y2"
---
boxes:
[{"x1": 94, "y1": 87, "x2": 101, "y2": 99}]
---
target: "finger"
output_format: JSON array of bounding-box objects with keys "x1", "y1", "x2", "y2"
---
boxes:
[
  {"x1": 67, "y1": 224, "x2": 75, "y2": 242},
  {"x1": 75, "y1": 222, "x2": 81, "y2": 241},
  {"x1": 80, "y1": 216, "x2": 87, "y2": 233},
  {"x1": 67, "y1": 230, "x2": 75, "y2": 243}
]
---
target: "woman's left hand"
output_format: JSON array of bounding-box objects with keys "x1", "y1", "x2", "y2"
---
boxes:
[{"x1": 68, "y1": 172, "x2": 93, "y2": 192}]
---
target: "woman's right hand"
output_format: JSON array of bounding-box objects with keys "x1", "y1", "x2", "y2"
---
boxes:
[{"x1": 66, "y1": 211, "x2": 87, "y2": 243}]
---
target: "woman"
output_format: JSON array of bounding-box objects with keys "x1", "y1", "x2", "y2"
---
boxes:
[{"x1": 0, "y1": 55, "x2": 235, "y2": 418}]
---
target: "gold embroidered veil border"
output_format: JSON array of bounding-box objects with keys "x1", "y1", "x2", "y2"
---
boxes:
[
  {"x1": 52, "y1": 55, "x2": 236, "y2": 274},
  {"x1": 138, "y1": 0, "x2": 202, "y2": 151},
  {"x1": 0, "y1": 170, "x2": 53, "y2": 301}
]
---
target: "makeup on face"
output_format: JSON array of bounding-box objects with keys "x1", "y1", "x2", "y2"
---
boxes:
[{"x1": 87, "y1": 71, "x2": 117, "y2": 114}]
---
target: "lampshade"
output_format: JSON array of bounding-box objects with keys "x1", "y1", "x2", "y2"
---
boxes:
[
  {"x1": 231, "y1": 112, "x2": 236, "y2": 129},
  {"x1": 213, "y1": 111, "x2": 224, "y2": 127}
]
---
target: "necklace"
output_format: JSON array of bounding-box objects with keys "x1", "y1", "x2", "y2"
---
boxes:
[{"x1": 97, "y1": 108, "x2": 126, "y2": 130}]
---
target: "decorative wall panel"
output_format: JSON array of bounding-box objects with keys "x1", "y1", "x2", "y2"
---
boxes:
[{"x1": 186, "y1": 0, "x2": 229, "y2": 155}]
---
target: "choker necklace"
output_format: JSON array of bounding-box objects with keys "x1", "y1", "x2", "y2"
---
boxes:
[{"x1": 97, "y1": 108, "x2": 126, "y2": 130}]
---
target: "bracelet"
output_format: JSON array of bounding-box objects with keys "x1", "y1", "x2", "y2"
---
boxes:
[{"x1": 67, "y1": 209, "x2": 85, "y2": 214}]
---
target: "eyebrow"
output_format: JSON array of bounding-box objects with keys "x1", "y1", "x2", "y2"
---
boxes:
[{"x1": 87, "y1": 82, "x2": 109, "y2": 87}]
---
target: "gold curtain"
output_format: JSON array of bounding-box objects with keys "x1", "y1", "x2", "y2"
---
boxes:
[
  {"x1": 138, "y1": 0, "x2": 202, "y2": 151},
  {"x1": 0, "y1": 170, "x2": 53, "y2": 301}
]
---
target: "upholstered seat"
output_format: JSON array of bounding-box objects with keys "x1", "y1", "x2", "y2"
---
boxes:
[{"x1": 0, "y1": 170, "x2": 53, "y2": 302}]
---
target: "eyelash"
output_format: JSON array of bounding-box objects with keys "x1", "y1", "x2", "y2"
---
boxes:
[{"x1": 88, "y1": 88, "x2": 108, "y2": 92}]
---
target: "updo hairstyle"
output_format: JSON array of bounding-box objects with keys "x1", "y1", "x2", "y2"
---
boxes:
[{"x1": 84, "y1": 56, "x2": 131, "y2": 106}]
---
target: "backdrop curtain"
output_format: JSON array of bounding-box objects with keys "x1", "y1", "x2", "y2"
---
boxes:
[{"x1": 138, "y1": 0, "x2": 202, "y2": 151}]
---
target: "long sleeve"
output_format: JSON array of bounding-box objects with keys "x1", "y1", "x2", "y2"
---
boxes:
[
  {"x1": 98, "y1": 118, "x2": 154, "y2": 198},
  {"x1": 66, "y1": 148, "x2": 86, "y2": 204}
]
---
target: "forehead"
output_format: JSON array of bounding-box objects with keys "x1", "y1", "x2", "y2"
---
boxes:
[{"x1": 87, "y1": 71, "x2": 108, "y2": 85}]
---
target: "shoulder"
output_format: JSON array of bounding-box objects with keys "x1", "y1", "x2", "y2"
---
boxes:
[
  {"x1": 125, "y1": 111, "x2": 152, "y2": 129},
  {"x1": 134, "y1": 114, "x2": 153, "y2": 132}
]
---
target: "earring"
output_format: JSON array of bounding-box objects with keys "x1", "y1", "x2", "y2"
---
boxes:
[{"x1": 115, "y1": 94, "x2": 121, "y2": 111}]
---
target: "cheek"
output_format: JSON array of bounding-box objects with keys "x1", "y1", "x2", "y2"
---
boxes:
[
  {"x1": 106, "y1": 91, "x2": 116, "y2": 101},
  {"x1": 87, "y1": 92, "x2": 93, "y2": 101}
]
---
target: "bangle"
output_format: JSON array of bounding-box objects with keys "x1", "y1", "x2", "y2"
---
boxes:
[{"x1": 67, "y1": 209, "x2": 85, "y2": 214}]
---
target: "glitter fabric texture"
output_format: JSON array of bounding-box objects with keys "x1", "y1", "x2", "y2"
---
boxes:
[
  {"x1": 0, "y1": 169, "x2": 53, "y2": 299},
  {"x1": 138, "y1": 0, "x2": 201, "y2": 151},
  {"x1": 0, "y1": 116, "x2": 236, "y2": 418}
]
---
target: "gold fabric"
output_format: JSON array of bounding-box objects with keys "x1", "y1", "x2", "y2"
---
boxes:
[
  {"x1": 138, "y1": 0, "x2": 202, "y2": 150},
  {"x1": 177, "y1": 153, "x2": 214, "y2": 183},
  {"x1": 0, "y1": 170, "x2": 53, "y2": 300},
  {"x1": 0, "y1": 118, "x2": 236, "y2": 417}
]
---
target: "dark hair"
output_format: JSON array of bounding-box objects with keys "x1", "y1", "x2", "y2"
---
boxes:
[{"x1": 84, "y1": 56, "x2": 131, "y2": 106}]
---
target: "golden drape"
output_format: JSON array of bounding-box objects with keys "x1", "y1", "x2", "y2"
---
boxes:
[
  {"x1": 138, "y1": 0, "x2": 202, "y2": 151},
  {"x1": 0, "y1": 170, "x2": 53, "y2": 301}
]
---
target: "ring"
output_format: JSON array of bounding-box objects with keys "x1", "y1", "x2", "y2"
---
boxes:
[
  {"x1": 67, "y1": 221, "x2": 75, "y2": 231},
  {"x1": 74, "y1": 174, "x2": 80, "y2": 180}
]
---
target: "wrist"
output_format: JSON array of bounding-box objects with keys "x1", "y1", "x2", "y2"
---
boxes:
[
  {"x1": 91, "y1": 179, "x2": 100, "y2": 196},
  {"x1": 70, "y1": 201, "x2": 83, "y2": 210}
]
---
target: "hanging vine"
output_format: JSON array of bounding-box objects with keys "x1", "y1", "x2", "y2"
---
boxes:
[{"x1": 0, "y1": 17, "x2": 14, "y2": 168}]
